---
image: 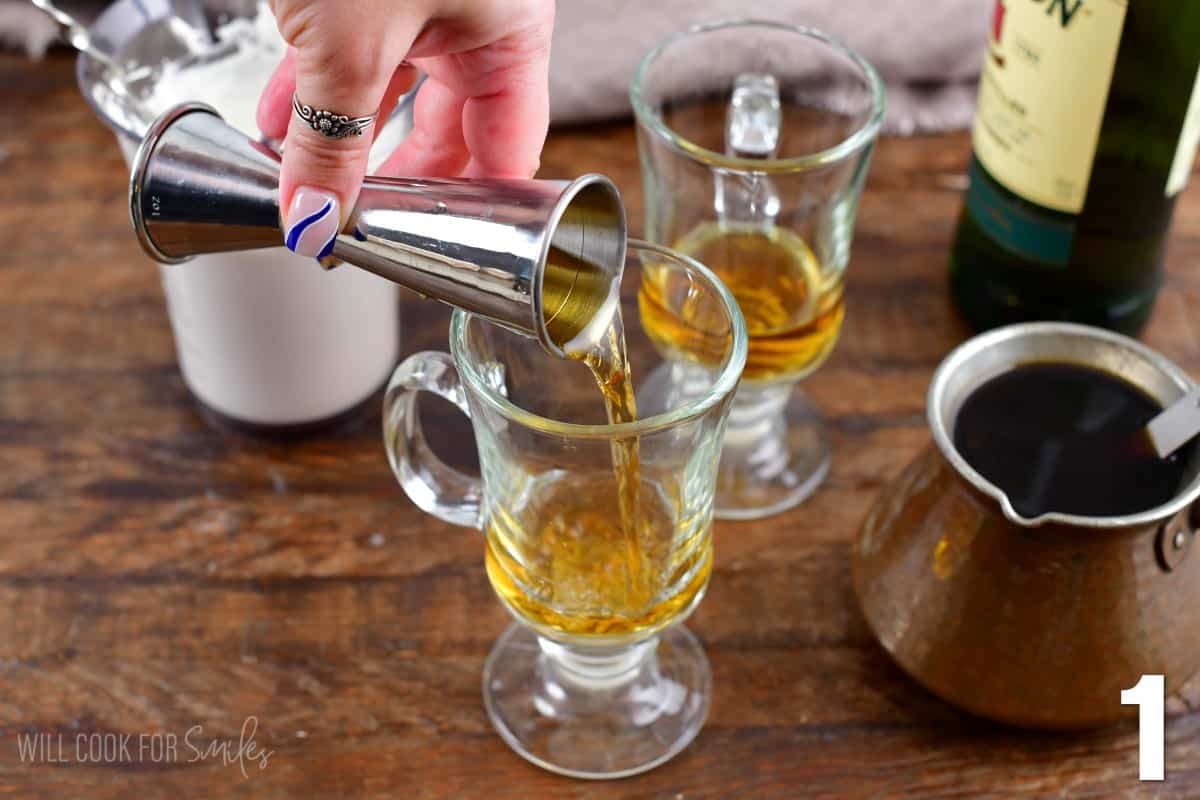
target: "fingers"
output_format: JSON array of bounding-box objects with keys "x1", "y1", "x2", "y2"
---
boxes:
[
  {"x1": 376, "y1": 77, "x2": 470, "y2": 178},
  {"x1": 270, "y1": 2, "x2": 416, "y2": 257},
  {"x1": 258, "y1": 0, "x2": 555, "y2": 262},
  {"x1": 256, "y1": 53, "x2": 418, "y2": 150},
  {"x1": 256, "y1": 47, "x2": 296, "y2": 141},
  {"x1": 280, "y1": 48, "x2": 385, "y2": 257},
  {"x1": 416, "y1": 18, "x2": 553, "y2": 179},
  {"x1": 373, "y1": 64, "x2": 421, "y2": 147},
  {"x1": 460, "y1": 55, "x2": 549, "y2": 179}
]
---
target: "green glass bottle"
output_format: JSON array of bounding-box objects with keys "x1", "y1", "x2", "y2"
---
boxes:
[{"x1": 950, "y1": 0, "x2": 1200, "y2": 335}]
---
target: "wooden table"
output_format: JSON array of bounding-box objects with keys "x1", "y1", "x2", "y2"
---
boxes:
[{"x1": 4, "y1": 51, "x2": 1200, "y2": 798}]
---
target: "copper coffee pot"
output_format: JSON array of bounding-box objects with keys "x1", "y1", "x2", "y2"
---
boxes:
[{"x1": 853, "y1": 322, "x2": 1200, "y2": 729}]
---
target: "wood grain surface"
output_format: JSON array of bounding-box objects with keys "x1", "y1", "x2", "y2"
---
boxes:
[{"x1": 4, "y1": 52, "x2": 1200, "y2": 798}]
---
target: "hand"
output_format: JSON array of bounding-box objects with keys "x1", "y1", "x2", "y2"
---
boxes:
[{"x1": 257, "y1": 0, "x2": 555, "y2": 258}]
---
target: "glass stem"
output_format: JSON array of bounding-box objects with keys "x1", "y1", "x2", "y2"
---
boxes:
[
  {"x1": 538, "y1": 636, "x2": 659, "y2": 691},
  {"x1": 723, "y1": 382, "x2": 791, "y2": 448}
]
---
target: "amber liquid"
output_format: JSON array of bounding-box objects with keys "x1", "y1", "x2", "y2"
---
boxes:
[
  {"x1": 484, "y1": 277, "x2": 712, "y2": 638},
  {"x1": 485, "y1": 475, "x2": 712, "y2": 638},
  {"x1": 573, "y1": 309, "x2": 647, "y2": 608},
  {"x1": 663, "y1": 223, "x2": 844, "y2": 383}
]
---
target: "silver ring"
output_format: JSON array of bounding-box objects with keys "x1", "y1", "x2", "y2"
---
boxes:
[{"x1": 292, "y1": 94, "x2": 376, "y2": 139}]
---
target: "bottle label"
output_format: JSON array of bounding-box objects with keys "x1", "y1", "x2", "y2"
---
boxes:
[
  {"x1": 1167, "y1": 66, "x2": 1200, "y2": 197},
  {"x1": 972, "y1": 0, "x2": 1128, "y2": 215},
  {"x1": 967, "y1": 159, "x2": 1077, "y2": 265}
]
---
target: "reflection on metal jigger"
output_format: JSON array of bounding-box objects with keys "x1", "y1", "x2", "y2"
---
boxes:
[{"x1": 129, "y1": 103, "x2": 628, "y2": 357}]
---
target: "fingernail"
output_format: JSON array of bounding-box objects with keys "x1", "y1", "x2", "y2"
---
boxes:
[{"x1": 284, "y1": 187, "x2": 339, "y2": 258}]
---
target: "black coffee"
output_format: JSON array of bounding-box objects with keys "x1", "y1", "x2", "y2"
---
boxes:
[{"x1": 952, "y1": 362, "x2": 1193, "y2": 518}]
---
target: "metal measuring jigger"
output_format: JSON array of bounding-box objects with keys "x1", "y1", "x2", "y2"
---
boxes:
[{"x1": 129, "y1": 102, "x2": 628, "y2": 356}]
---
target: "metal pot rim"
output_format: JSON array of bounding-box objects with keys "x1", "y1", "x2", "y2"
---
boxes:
[{"x1": 928, "y1": 321, "x2": 1200, "y2": 528}]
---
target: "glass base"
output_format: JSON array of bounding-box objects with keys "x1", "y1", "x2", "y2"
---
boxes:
[
  {"x1": 714, "y1": 383, "x2": 831, "y2": 520},
  {"x1": 637, "y1": 363, "x2": 831, "y2": 520},
  {"x1": 482, "y1": 623, "x2": 711, "y2": 780}
]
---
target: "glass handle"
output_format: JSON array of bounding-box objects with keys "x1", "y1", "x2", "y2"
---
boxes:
[
  {"x1": 383, "y1": 351, "x2": 483, "y2": 528},
  {"x1": 716, "y1": 73, "x2": 782, "y2": 225}
]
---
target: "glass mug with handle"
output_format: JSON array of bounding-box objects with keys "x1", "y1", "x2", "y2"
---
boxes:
[
  {"x1": 383, "y1": 240, "x2": 748, "y2": 779},
  {"x1": 632, "y1": 20, "x2": 886, "y2": 519}
]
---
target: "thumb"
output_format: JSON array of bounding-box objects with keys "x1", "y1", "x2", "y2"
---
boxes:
[{"x1": 273, "y1": 4, "x2": 399, "y2": 258}]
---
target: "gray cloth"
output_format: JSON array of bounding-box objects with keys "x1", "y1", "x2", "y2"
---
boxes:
[
  {"x1": 3, "y1": 0, "x2": 990, "y2": 134},
  {"x1": 551, "y1": 0, "x2": 990, "y2": 134}
]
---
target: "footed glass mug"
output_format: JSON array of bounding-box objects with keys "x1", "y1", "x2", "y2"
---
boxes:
[
  {"x1": 383, "y1": 241, "x2": 747, "y2": 778},
  {"x1": 632, "y1": 20, "x2": 886, "y2": 518}
]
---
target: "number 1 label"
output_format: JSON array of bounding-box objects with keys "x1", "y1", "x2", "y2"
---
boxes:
[{"x1": 1121, "y1": 674, "x2": 1165, "y2": 781}]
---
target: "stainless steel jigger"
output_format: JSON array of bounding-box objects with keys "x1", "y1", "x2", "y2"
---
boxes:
[{"x1": 129, "y1": 102, "x2": 628, "y2": 357}]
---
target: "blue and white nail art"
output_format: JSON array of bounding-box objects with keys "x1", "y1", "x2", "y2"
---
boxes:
[{"x1": 283, "y1": 188, "x2": 340, "y2": 259}]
